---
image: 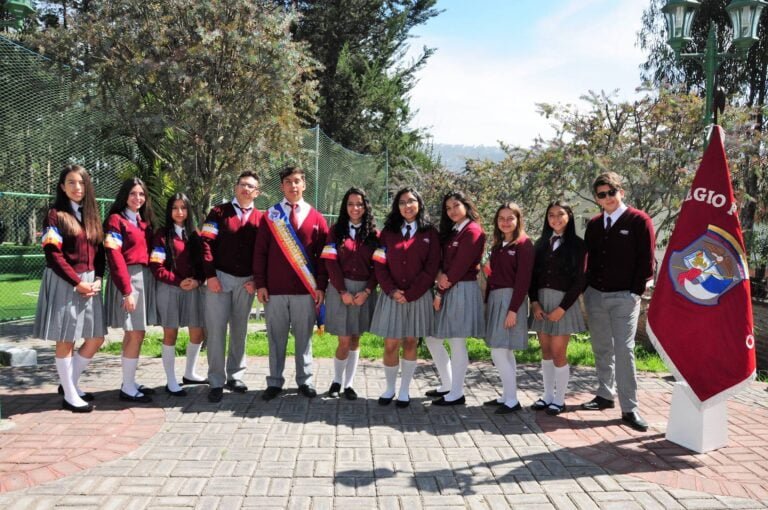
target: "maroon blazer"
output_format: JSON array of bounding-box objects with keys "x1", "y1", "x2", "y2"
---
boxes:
[
  {"x1": 104, "y1": 212, "x2": 152, "y2": 296},
  {"x1": 41, "y1": 207, "x2": 104, "y2": 287},
  {"x1": 486, "y1": 235, "x2": 535, "y2": 312},
  {"x1": 438, "y1": 221, "x2": 485, "y2": 295},
  {"x1": 584, "y1": 207, "x2": 655, "y2": 296},
  {"x1": 201, "y1": 202, "x2": 261, "y2": 278},
  {"x1": 322, "y1": 226, "x2": 378, "y2": 293},
  {"x1": 529, "y1": 236, "x2": 586, "y2": 311},
  {"x1": 150, "y1": 228, "x2": 204, "y2": 286},
  {"x1": 374, "y1": 226, "x2": 441, "y2": 302}
]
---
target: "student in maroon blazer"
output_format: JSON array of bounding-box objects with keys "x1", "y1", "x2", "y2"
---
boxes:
[
  {"x1": 34, "y1": 165, "x2": 106, "y2": 413},
  {"x1": 581, "y1": 171, "x2": 656, "y2": 432},
  {"x1": 150, "y1": 192, "x2": 207, "y2": 397},
  {"x1": 483, "y1": 202, "x2": 535, "y2": 414},
  {"x1": 425, "y1": 191, "x2": 486, "y2": 406},
  {"x1": 320, "y1": 187, "x2": 378, "y2": 400},
  {"x1": 104, "y1": 177, "x2": 157, "y2": 403},
  {"x1": 254, "y1": 166, "x2": 329, "y2": 401},
  {"x1": 369, "y1": 187, "x2": 441, "y2": 408},
  {"x1": 201, "y1": 170, "x2": 262, "y2": 403},
  {"x1": 528, "y1": 200, "x2": 587, "y2": 416}
]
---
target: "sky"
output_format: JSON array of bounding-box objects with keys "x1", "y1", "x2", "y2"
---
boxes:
[{"x1": 407, "y1": 0, "x2": 651, "y2": 148}]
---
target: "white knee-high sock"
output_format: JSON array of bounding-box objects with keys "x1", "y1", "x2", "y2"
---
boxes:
[
  {"x1": 398, "y1": 359, "x2": 417, "y2": 402},
  {"x1": 344, "y1": 350, "x2": 359, "y2": 388},
  {"x1": 162, "y1": 345, "x2": 182, "y2": 392},
  {"x1": 72, "y1": 352, "x2": 92, "y2": 396},
  {"x1": 56, "y1": 357, "x2": 87, "y2": 407},
  {"x1": 491, "y1": 348, "x2": 518, "y2": 407},
  {"x1": 553, "y1": 364, "x2": 570, "y2": 406},
  {"x1": 425, "y1": 336, "x2": 451, "y2": 391},
  {"x1": 382, "y1": 364, "x2": 399, "y2": 399},
  {"x1": 541, "y1": 359, "x2": 555, "y2": 403},
  {"x1": 333, "y1": 356, "x2": 346, "y2": 385},
  {"x1": 121, "y1": 356, "x2": 140, "y2": 395},
  {"x1": 446, "y1": 337, "x2": 468, "y2": 400},
  {"x1": 184, "y1": 342, "x2": 205, "y2": 381}
]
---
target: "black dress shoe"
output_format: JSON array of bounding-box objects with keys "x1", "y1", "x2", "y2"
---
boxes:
[
  {"x1": 483, "y1": 398, "x2": 503, "y2": 406},
  {"x1": 225, "y1": 380, "x2": 248, "y2": 393},
  {"x1": 165, "y1": 385, "x2": 187, "y2": 397},
  {"x1": 182, "y1": 376, "x2": 209, "y2": 385},
  {"x1": 432, "y1": 395, "x2": 465, "y2": 406},
  {"x1": 262, "y1": 386, "x2": 282, "y2": 401},
  {"x1": 494, "y1": 402, "x2": 522, "y2": 414},
  {"x1": 327, "y1": 382, "x2": 341, "y2": 398},
  {"x1": 298, "y1": 384, "x2": 317, "y2": 398},
  {"x1": 621, "y1": 411, "x2": 649, "y2": 432},
  {"x1": 119, "y1": 389, "x2": 152, "y2": 403},
  {"x1": 425, "y1": 389, "x2": 450, "y2": 397},
  {"x1": 378, "y1": 396, "x2": 393, "y2": 406},
  {"x1": 545, "y1": 403, "x2": 566, "y2": 416},
  {"x1": 530, "y1": 398, "x2": 549, "y2": 411},
  {"x1": 580, "y1": 396, "x2": 615, "y2": 411},
  {"x1": 58, "y1": 385, "x2": 95, "y2": 402},
  {"x1": 343, "y1": 387, "x2": 358, "y2": 401},
  {"x1": 137, "y1": 385, "x2": 156, "y2": 395},
  {"x1": 62, "y1": 399, "x2": 94, "y2": 413},
  {"x1": 208, "y1": 387, "x2": 223, "y2": 403},
  {"x1": 395, "y1": 399, "x2": 410, "y2": 408}
]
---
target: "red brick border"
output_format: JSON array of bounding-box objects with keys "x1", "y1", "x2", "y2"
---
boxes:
[
  {"x1": 0, "y1": 389, "x2": 164, "y2": 493},
  {"x1": 537, "y1": 390, "x2": 768, "y2": 500}
]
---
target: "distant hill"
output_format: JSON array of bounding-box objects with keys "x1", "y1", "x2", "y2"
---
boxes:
[{"x1": 432, "y1": 144, "x2": 506, "y2": 172}]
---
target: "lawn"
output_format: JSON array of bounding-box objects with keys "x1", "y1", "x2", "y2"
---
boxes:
[
  {"x1": 101, "y1": 326, "x2": 669, "y2": 373},
  {"x1": 0, "y1": 278, "x2": 40, "y2": 322}
]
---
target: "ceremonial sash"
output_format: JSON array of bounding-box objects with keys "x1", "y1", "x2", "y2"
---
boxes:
[{"x1": 265, "y1": 203, "x2": 317, "y2": 299}]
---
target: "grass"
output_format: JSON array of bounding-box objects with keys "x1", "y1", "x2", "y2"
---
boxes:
[
  {"x1": 0, "y1": 279, "x2": 40, "y2": 322},
  {"x1": 101, "y1": 324, "x2": 669, "y2": 373}
]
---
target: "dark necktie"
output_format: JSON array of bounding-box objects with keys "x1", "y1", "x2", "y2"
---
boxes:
[
  {"x1": 77, "y1": 206, "x2": 83, "y2": 223},
  {"x1": 181, "y1": 229, "x2": 188, "y2": 241},
  {"x1": 236, "y1": 205, "x2": 252, "y2": 227},
  {"x1": 289, "y1": 203, "x2": 299, "y2": 231},
  {"x1": 605, "y1": 216, "x2": 612, "y2": 231},
  {"x1": 550, "y1": 235, "x2": 560, "y2": 250},
  {"x1": 404, "y1": 224, "x2": 411, "y2": 240},
  {"x1": 351, "y1": 225, "x2": 360, "y2": 239}
]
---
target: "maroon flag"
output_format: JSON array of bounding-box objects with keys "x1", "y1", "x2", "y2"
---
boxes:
[{"x1": 647, "y1": 126, "x2": 755, "y2": 408}]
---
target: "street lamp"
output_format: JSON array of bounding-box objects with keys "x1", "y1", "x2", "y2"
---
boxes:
[{"x1": 662, "y1": 0, "x2": 767, "y2": 126}]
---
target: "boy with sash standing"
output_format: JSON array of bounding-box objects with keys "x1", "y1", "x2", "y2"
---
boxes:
[
  {"x1": 253, "y1": 166, "x2": 329, "y2": 400},
  {"x1": 201, "y1": 170, "x2": 262, "y2": 403}
]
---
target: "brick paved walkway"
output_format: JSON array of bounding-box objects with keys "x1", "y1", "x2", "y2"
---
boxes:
[{"x1": 1, "y1": 322, "x2": 767, "y2": 509}]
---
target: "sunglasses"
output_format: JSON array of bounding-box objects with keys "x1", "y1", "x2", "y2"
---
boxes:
[{"x1": 596, "y1": 189, "x2": 619, "y2": 199}]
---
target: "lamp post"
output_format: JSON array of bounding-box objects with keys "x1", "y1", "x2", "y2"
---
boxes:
[{"x1": 662, "y1": 0, "x2": 767, "y2": 126}]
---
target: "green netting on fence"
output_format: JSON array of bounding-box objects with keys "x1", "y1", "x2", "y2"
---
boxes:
[{"x1": 0, "y1": 35, "x2": 388, "y2": 321}]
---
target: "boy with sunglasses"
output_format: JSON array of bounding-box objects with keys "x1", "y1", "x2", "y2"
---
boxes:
[{"x1": 581, "y1": 172, "x2": 656, "y2": 432}]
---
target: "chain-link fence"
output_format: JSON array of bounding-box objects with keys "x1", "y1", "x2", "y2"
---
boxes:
[{"x1": 0, "y1": 35, "x2": 388, "y2": 321}]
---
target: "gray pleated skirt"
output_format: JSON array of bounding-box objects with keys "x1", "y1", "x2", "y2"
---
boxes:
[
  {"x1": 484, "y1": 287, "x2": 529, "y2": 350},
  {"x1": 33, "y1": 269, "x2": 107, "y2": 341},
  {"x1": 528, "y1": 288, "x2": 586, "y2": 335},
  {"x1": 369, "y1": 289, "x2": 434, "y2": 339},
  {"x1": 325, "y1": 279, "x2": 376, "y2": 336},
  {"x1": 106, "y1": 264, "x2": 158, "y2": 331},
  {"x1": 435, "y1": 280, "x2": 485, "y2": 338},
  {"x1": 156, "y1": 281, "x2": 204, "y2": 329}
]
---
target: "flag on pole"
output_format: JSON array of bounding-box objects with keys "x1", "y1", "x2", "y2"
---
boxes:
[{"x1": 647, "y1": 126, "x2": 755, "y2": 409}]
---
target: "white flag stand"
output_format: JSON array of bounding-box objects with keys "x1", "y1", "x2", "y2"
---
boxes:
[{"x1": 666, "y1": 381, "x2": 729, "y2": 453}]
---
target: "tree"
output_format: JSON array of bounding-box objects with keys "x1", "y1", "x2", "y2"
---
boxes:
[
  {"x1": 25, "y1": 0, "x2": 318, "y2": 220},
  {"x1": 277, "y1": 0, "x2": 440, "y2": 173}
]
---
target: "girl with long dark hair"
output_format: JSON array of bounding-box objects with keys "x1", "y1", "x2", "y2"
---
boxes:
[
  {"x1": 369, "y1": 187, "x2": 440, "y2": 407},
  {"x1": 425, "y1": 191, "x2": 486, "y2": 406},
  {"x1": 483, "y1": 202, "x2": 534, "y2": 414},
  {"x1": 528, "y1": 200, "x2": 586, "y2": 415},
  {"x1": 104, "y1": 177, "x2": 157, "y2": 403},
  {"x1": 150, "y1": 193, "x2": 207, "y2": 397},
  {"x1": 320, "y1": 187, "x2": 378, "y2": 399},
  {"x1": 34, "y1": 165, "x2": 106, "y2": 413}
]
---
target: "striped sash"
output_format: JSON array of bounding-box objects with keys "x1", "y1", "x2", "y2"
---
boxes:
[{"x1": 265, "y1": 203, "x2": 317, "y2": 299}]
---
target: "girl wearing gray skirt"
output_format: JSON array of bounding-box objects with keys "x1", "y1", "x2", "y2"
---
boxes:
[
  {"x1": 426, "y1": 191, "x2": 486, "y2": 406},
  {"x1": 483, "y1": 202, "x2": 535, "y2": 414},
  {"x1": 105, "y1": 178, "x2": 158, "y2": 403},
  {"x1": 150, "y1": 193, "x2": 207, "y2": 397},
  {"x1": 370, "y1": 188, "x2": 441, "y2": 408},
  {"x1": 320, "y1": 187, "x2": 378, "y2": 400},
  {"x1": 528, "y1": 201, "x2": 586, "y2": 415},
  {"x1": 34, "y1": 165, "x2": 106, "y2": 413}
]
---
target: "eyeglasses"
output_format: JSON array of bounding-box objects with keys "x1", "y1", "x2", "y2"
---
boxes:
[
  {"x1": 398, "y1": 198, "x2": 418, "y2": 207},
  {"x1": 596, "y1": 189, "x2": 619, "y2": 199},
  {"x1": 238, "y1": 183, "x2": 259, "y2": 191}
]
